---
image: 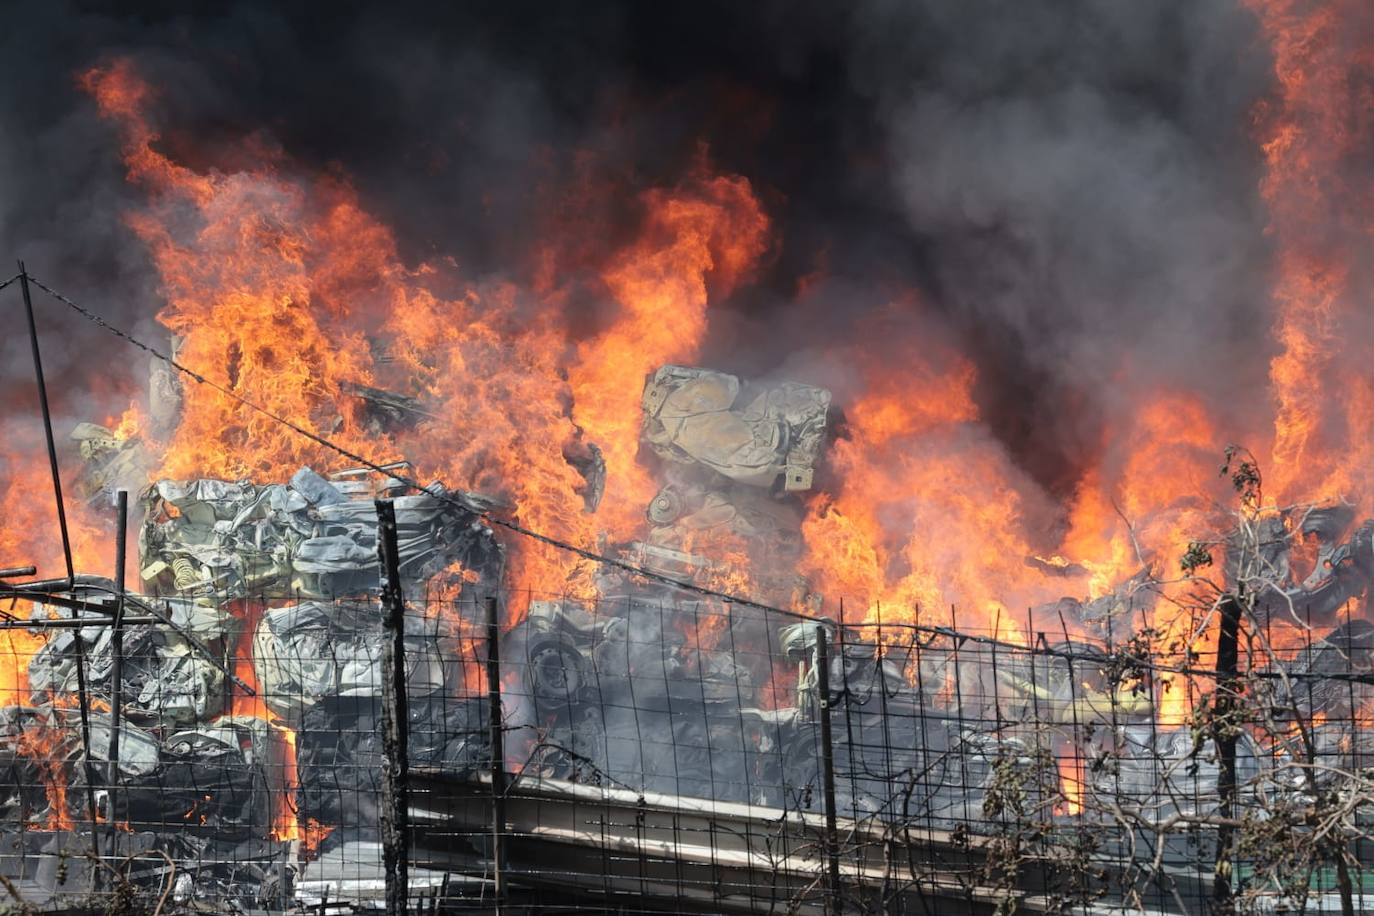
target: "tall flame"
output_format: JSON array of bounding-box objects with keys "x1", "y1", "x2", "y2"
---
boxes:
[
  {"x1": 571, "y1": 174, "x2": 770, "y2": 537},
  {"x1": 80, "y1": 60, "x2": 770, "y2": 618},
  {"x1": 801, "y1": 317, "x2": 1049, "y2": 635},
  {"x1": 66, "y1": 59, "x2": 775, "y2": 844},
  {"x1": 1245, "y1": 0, "x2": 1374, "y2": 507}
]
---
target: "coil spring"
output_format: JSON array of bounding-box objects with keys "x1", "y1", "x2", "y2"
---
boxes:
[{"x1": 171, "y1": 557, "x2": 200, "y2": 591}]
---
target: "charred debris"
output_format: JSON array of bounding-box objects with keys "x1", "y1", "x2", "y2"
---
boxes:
[
  {"x1": 0, "y1": 358, "x2": 844, "y2": 910},
  {"x1": 6, "y1": 352, "x2": 1374, "y2": 913}
]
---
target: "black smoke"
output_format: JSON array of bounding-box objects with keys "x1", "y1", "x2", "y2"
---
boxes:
[{"x1": 0, "y1": 0, "x2": 1275, "y2": 504}]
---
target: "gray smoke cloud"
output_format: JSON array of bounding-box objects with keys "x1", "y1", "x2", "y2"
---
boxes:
[{"x1": 837, "y1": 0, "x2": 1275, "y2": 491}]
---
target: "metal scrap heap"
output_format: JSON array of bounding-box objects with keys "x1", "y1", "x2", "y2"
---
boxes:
[{"x1": 2, "y1": 464, "x2": 502, "y2": 909}]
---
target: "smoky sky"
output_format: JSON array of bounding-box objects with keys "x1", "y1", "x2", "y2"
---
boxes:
[{"x1": 0, "y1": 0, "x2": 1276, "y2": 500}]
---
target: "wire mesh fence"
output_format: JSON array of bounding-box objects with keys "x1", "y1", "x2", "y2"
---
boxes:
[{"x1": 1, "y1": 582, "x2": 1373, "y2": 914}]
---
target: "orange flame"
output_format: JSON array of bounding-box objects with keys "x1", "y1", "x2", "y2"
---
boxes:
[
  {"x1": 800, "y1": 320, "x2": 1052, "y2": 635},
  {"x1": 225, "y1": 601, "x2": 302, "y2": 841},
  {"x1": 14, "y1": 712, "x2": 75, "y2": 831},
  {"x1": 1245, "y1": 0, "x2": 1374, "y2": 507},
  {"x1": 571, "y1": 173, "x2": 770, "y2": 537},
  {"x1": 1058, "y1": 745, "x2": 1085, "y2": 817},
  {"x1": 81, "y1": 60, "x2": 770, "y2": 629},
  {"x1": 0, "y1": 13, "x2": 1343, "y2": 790}
]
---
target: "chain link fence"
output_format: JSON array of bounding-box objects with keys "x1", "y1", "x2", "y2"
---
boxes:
[{"x1": 0, "y1": 579, "x2": 1372, "y2": 914}]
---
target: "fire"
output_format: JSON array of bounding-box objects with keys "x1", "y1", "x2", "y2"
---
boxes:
[
  {"x1": 0, "y1": 5, "x2": 1351, "y2": 848},
  {"x1": 223, "y1": 601, "x2": 304, "y2": 841},
  {"x1": 301, "y1": 818, "x2": 335, "y2": 859},
  {"x1": 81, "y1": 63, "x2": 381, "y2": 483},
  {"x1": 274, "y1": 725, "x2": 302, "y2": 842},
  {"x1": 0, "y1": 440, "x2": 117, "y2": 577},
  {"x1": 1063, "y1": 393, "x2": 1220, "y2": 597},
  {"x1": 80, "y1": 60, "x2": 770, "y2": 627},
  {"x1": 570, "y1": 173, "x2": 770, "y2": 537},
  {"x1": 1244, "y1": 0, "x2": 1374, "y2": 508},
  {"x1": 14, "y1": 711, "x2": 75, "y2": 831},
  {"x1": 423, "y1": 570, "x2": 492, "y2": 695},
  {"x1": 0, "y1": 453, "x2": 97, "y2": 836},
  {"x1": 800, "y1": 322, "x2": 1055, "y2": 634},
  {"x1": 1058, "y1": 745, "x2": 1085, "y2": 817},
  {"x1": 0, "y1": 630, "x2": 46, "y2": 709},
  {"x1": 63, "y1": 59, "x2": 776, "y2": 845}
]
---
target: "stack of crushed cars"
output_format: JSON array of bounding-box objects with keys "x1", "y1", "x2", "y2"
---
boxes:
[
  {"x1": 498, "y1": 365, "x2": 1370, "y2": 862},
  {"x1": 633, "y1": 365, "x2": 831, "y2": 610},
  {"x1": 497, "y1": 364, "x2": 1034, "y2": 822},
  {"x1": 4, "y1": 464, "x2": 502, "y2": 910},
  {"x1": 492, "y1": 365, "x2": 839, "y2": 805}
]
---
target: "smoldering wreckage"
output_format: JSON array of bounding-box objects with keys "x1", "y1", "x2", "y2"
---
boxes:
[{"x1": 4, "y1": 358, "x2": 1374, "y2": 914}]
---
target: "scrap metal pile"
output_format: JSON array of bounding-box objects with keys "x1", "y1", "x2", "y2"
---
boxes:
[
  {"x1": 6, "y1": 364, "x2": 1374, "y2": 912},
  {"x1": 1, "y1": 462, "x2": 501, "y2": 909},
  {"x1": 486, "y1": 367, "x2": 1374, "y2": 897}
]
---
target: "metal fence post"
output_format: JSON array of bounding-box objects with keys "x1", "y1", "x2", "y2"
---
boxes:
[
  {"x1": 485, "y1": 595, "x2": 506, "y2": 912},
  {"x1": 1211, "y1": 593, "x2": 1241, "y2": 906},
  {"x1": 106, "y1": 490, "x2": 129, "y2": 855},
  {"x1": 375, "y1": 500, "x2": 410, "y2": 916},
  {"x1": 816, "y1": 625, "x2": 842, "y2": 915}
]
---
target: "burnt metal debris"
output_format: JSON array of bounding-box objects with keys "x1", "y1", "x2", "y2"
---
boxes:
[
  {"x1": 5, "y1": 362, "x2": 1374, "y2": 914},
  {"x1": 0, "y1": 457, "x2": 503, "y2": 911},
  {"x1": 641, "y1": 364, "x2": 831, "y2": 492},
  {"x1": 137, "y1": 466, "x2": 501, "y2": 601}
]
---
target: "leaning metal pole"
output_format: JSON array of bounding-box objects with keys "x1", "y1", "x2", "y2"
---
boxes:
[
  {"x1": 375, "y1": 500, "x2": 411, "y2": 916},
  {"x1": 18, "y1": 264, "x2": 75, "y2": 587},
  {"x1": 19, "y1": 262, "x2": 102, "y2": 866},
  {"x1": 816, "y1": 625, "x2": 842, "y2": 915},
  {"x1": 485, "y1": 595, "x2": 507, "y2": 912}
]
